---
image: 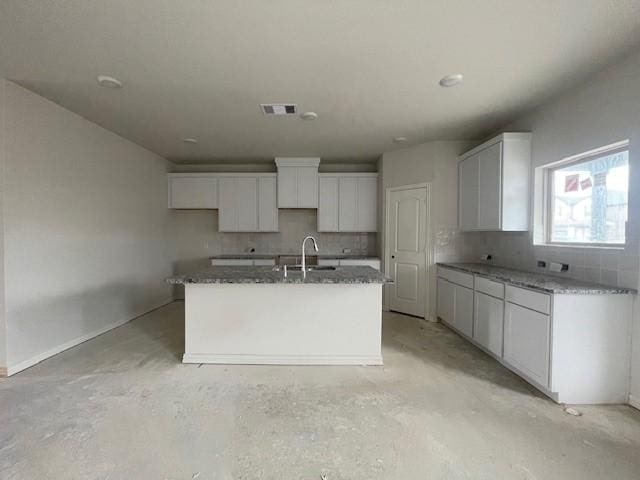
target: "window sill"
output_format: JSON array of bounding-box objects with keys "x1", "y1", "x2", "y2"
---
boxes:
[{"x1": 533, "y1": 242, "x2": 625, "y2": 251}]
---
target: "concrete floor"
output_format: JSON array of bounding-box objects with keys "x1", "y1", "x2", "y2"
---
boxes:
[{"x1": 1, "y1": 302, "x2": 639, "y2": 479}]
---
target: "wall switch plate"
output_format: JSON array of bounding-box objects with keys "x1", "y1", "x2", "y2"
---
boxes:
[{"x1": 549, "y1": 262, "x2": 569, "y2": 272}]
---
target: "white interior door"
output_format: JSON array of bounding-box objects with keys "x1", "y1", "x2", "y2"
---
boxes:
[{"x1": 388, "y1": 187, "x2": 427, "y2": 317}]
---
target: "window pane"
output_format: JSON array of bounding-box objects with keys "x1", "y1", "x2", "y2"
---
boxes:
[{"x1": 550, "y1": 150, "x2": 628, "y2": 244}]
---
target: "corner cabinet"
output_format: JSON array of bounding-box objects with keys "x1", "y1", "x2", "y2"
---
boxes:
[
  {"x1": 318, "y1": 173, "x2": 378, "y2": 232},
  {"x1": 168, "y1": 174, "x2": 218, "y2": 209},
  {"x1": 168, "y1": 173, "x2": 278, "y2": 232},
  {"x1": 458, "y1": 133, "x2": 531, "y2": 232},
  {"x1": 275, "y1": 157, "x2": 320, "y2": 208}
]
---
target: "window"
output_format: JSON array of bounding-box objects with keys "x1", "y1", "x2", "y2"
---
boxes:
[{"x1": 546, "y1": 142, "x2": 629, "y2": 246}]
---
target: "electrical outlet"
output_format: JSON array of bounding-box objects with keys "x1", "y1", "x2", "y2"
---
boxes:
[
  {"x1": 481, "y1": 254, "x2": 493, "y2": 261},
  {"x1": 549, "y1": 262, "x2": 569, "y2": 272}
]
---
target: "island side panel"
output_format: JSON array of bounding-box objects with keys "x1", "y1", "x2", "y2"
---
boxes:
[{"x1": 183, "y1": 283, "x2": 383, "y2": 365}]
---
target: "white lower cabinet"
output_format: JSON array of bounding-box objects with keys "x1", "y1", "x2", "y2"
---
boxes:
[
  {"x1": 436, "y1": 276, "x2": 473, "y2": 338},
  {"x1": 437, "y1": 266, "x2": 633, "y2": 404},
  {"x1": 503, "y1": 302, "x2": 550, "y2": 388},
  {"x1": 437, "y1": 278, "x2": 454, "y2": 324},
  {"x1": 473, "y1": 291, "x2": 504, "y2": 357},
  {"x1": 211, "y1": 258, "x2": 275, "y2": 267},
  {"x1": 453, "y1": 285, "x2": 474, "y2": 338}
]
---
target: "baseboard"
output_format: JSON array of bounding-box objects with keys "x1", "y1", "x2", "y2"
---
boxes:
[
  {"x1": 4, "y1": 298, "x2": 175, "y2": 377},
  {"x1": 630, "y1": 394, "x2": 640, "y2": 411},
  {"x1": 183, "y1": 353, "x2": 384, "y2": 366}
]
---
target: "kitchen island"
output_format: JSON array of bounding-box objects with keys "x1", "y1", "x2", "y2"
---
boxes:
[{"x1": 167, "y1": 266, "x2": 391, "y2": 366}]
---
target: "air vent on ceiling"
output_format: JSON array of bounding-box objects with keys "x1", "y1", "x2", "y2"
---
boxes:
[{"x1": 261, "y1": 104, "x2": 297, "y2": 115}]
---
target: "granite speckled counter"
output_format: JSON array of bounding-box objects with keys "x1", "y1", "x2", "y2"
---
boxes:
[
  {"x1": 167, "y1": 265, "x2": 390, "y2": 285},
  {"x1": 437, "y1": 262, "x2": 636, "y2": 295}
]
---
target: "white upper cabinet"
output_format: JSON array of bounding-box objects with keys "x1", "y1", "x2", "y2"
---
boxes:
[
  {"x1": 258, "y1": 176, "x2": 278, "y2": 232},
  {"x1": 318, "y1": 176, "x2": 339, "y2": 231},
  {"x1": 218, "y1": 174, "x2": 278, "y2": 232},
  {"x1": 338, "y1": 177, "x2": 358, "y2": 231},
  {"x1": 168, "y1": 174, "x2": 218, "y2": 209},
  {"x1": 318, "y1": 173, "x2": 378, "y2": 232},
  {"x1": 458, "y1": 133, "x2": 531, "y2": 232},
  {"x1": 275, "y1": 158, "x2": 320, "y2": 208}
]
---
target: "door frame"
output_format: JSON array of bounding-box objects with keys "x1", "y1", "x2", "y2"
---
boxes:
[{"x1": 383, "y1": 183, "x2": 432, "y2": 319}]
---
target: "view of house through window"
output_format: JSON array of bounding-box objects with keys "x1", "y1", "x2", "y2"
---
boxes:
[{"x1": 548, "y1": 145, "x2": 629, "y2": 245}]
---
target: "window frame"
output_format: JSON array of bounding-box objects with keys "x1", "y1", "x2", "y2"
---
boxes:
[{"x1": 543, "y1": 140, "x2": 629, "y2": 248}]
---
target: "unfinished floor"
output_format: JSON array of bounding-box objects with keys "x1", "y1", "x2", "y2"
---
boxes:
[{"x1": 1, "y1": 303, "x2": 639, "y2": 479}]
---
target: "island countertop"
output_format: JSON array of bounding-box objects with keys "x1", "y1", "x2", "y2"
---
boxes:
[
  {"x1": 437, "y1": 262, "x2": 636, "y2": 295},
  {"x1": 166, "y1": 265, "x2": 392, "y2": 285}
]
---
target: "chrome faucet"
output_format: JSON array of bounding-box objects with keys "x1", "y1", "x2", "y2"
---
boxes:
[{"x1": 301, "y1": 235, "x2": 319, "y2": 275}]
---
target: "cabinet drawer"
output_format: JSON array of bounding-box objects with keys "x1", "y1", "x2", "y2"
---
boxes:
[
  {"x1": 211, "y1": 259, "x2": 253, "y2": 266},
  {"x1": 437, "y1": 267, "x2": 473, "y2": 289},
  {"x1": 340, "y1": 259, "x2": 381, "y2": 270},
  {"x1": 253, "y1": 259, "x2": 276, "y2": 266},
  {"x1": 474, "y1": 276, "x2": 504, "y2": 298},
  {"x1": 505, "y1": 285, "x2": 550, "y2": 314}
]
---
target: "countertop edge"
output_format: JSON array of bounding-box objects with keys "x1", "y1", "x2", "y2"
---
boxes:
[{"x1": 436, "y1": 262, "x2": 637, "y2": 295}]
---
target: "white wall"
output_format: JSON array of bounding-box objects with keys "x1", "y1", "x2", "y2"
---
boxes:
[
  {"x1": 482, "y1": 49, "x2": 640, "y2": 407},
  {"x1": 379, "y1": 140, "x2": 474, "y2": 320},
  {"x1": 0, "y1": 79, "x2": 175, "y2": 374},
  {"x1": 0, "y1": 79, "x2": 7, "y2": 370}
]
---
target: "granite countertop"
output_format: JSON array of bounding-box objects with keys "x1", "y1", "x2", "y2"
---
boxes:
[
  {"x1": 209, "y1": 254, "x2": 380, "y2": 260},
  {"x1": 167, "y1": 266, "x2": 391, "y2": 285},
  {"x1": 437, "y1": 263, "x2": 636, "y2": 295}
]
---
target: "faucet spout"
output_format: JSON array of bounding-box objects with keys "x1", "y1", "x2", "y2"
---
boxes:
[{"x1": 301, "y1": 235, "x2": 319, "y2": 275}]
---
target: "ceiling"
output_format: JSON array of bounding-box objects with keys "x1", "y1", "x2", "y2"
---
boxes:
[{"x1": 1, "y1": 1, "x2": 640, "y2": 164}]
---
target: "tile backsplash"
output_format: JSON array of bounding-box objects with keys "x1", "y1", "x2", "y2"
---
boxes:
[
  {"x1": 447, "y1": 230, "x2": 640, "y2": 289},
  {"x1": 170, "y1": 208, "x2": 376, "y2": 269}
]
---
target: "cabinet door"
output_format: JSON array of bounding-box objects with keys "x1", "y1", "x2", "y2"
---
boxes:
[
  {"x1": 437, "y1": 278, "x2": 455, "y2": 324},
  {"x1": 218, "y1": 177, "x2": 238, "y2": 231},
  {"x1": 318, "y1": 177, "x2": 339, "y2": 231},
  {"x1": 258, "y1": 177, "x2": 278, "y2": 232},
  {"x1": 477, "y1": 142, "x2": 502, "y2": 230},
  {"x1": 357, "y1": 177, "x2": 377, "y2": 232},
  {"x1": 459, "y1": 154, "x2": 479, "y2": 231},
  {"x1": 474, "y1": 292, "x2": 504, "y2": 357},
  {"x1": 504, "y1": 302, "x2": 550, "y2": 387},
  {"x1": 297, "y1": 167, "x2": 318, "y2": 208},
  {"x1": 454, "y1": 285, "x2": 474, "y2": 338},
  {"x1": 277, "y1": 166, "x2": 298, "y2": 208},
  {"x1": 338, "y1": 177, "x2": 358, "y2": 231},
  {"x1": 169, "y1": 176, "x2": 217, "y2": 209},
  {"x1": 236, "y1": 177, "x2": 258, "y2": 231}
]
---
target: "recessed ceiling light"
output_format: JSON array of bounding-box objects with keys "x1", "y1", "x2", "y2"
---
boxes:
[
  {"x1": 439, "y1": 74, "x2": 464, "y2": 87},
  {"x1": 300, "y1": 111, "x2": 318, "y2": 121},
  {"x1": 97, "y1": 75, "x2": 123, "y2": 89},
  {"x1": 183, "y1": 138, "x2": 198, "y2": 144},
  {"x1": 393, "y1": 136, "x2": 407, "y2": 143}
]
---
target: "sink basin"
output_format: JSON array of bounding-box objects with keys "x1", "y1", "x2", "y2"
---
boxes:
[{"x1": 272, "y1": 265, "x2": 337, "y2": 272}]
